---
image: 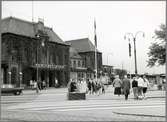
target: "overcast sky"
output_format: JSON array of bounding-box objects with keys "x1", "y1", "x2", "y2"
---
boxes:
[{"x1": 2, "y1": 1, "x2": 166, "y2": 74}]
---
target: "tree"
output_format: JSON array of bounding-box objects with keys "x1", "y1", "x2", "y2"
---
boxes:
[{"x1": 147, "y1": 24, "x2": 166, "y2": 67}]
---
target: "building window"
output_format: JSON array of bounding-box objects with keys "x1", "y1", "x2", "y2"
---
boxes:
[
  {"x1": 70, "y1": 60, "x2": 72, "y2": 67},
  {"x1": 73, "y1": 60, "x2": 76, "y2": 68},
  {"x1": 78, "y1": 60, "x2": 81, "y2": 67},
  {"x1": 82, "y1": 61, "x2": 85, "y2": 67}
]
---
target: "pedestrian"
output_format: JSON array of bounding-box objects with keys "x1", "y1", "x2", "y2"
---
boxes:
[
  {"x1": 96, "y1": 81, "x2": 102, "y2": 96},
  {"x1": 87, "y1": 79, "x2": 92, "y2": 94},
  {"x1": 122, "y1": 75, "x2": 131, "y2": 100},
  {"x1": 34, "y1": 81, "x2": 39, "y2": 93},
  {"x1": 70, "y1": 80, "x2": 77, "y2": 92},
  {"x1": 132, "y1": 76, "x2": 138, "y2": 100},
  {"x1": 55, "y1": 78, "x2": 58, "y2": 88},
  {"x1": 81, "y1": 78, "x2": 87, "y2": 93},
  {"x1": 42, "y1": 80, "x2": 46, "y2": 90},
  {"x1": 113, "y1": 75, "x2": 122, "y2": 96},
  {"x1": 137, "y1": 75, "x2": 145, "y2": 100},
  {"x1": 162, "y1": 78, "x2": 166, "y2": 90},
  {"x1": 92, "y1": 79, "x2": 96, "y2": 95},
  {"x1": 143, "y1": 75, "x2": 149, "y2": 99},
  {"x1": 30, "y1": 80, "x2": 33, "y2": 89},
  {"x1": 37, "y1": 80, "x2": 42, "y2": 91},
  {"x1": 77, "y1": 79, "x2": 82, "y2": 92},
  {"x1": 102, "y1": 83, "x2": 105, "y2": 94},
  {"x1": 67, "y1": 79, "x2": 73, "y2": 92}
]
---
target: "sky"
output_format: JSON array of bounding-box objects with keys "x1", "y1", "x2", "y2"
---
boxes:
[{"x1": 2, "y1": 1, "x2": 166, "y2": 74}]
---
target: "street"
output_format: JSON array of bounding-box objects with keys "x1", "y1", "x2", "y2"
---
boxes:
[{"x1": 1, "y1": 86, "x2": 166, "y2": 121}]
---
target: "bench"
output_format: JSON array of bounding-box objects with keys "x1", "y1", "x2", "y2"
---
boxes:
[{"x1": 68, "y1": 92, "x2": 86, "y2": 100}]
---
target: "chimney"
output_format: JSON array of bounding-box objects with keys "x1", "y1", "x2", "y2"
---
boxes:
[{"x1": 36, "y1": 18, "x2": 44, "y2": 31}]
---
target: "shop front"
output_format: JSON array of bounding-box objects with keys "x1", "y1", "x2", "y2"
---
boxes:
[{"x1": 31, "y1": 64, "x2": 67, "y2": 87}]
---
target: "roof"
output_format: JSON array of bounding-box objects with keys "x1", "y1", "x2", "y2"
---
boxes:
[
  {"x1": 65, "y1": 38, "x2": 100, "y2": 53},
  {"x1": 1, "y1": 16, "x2": 67, "y2": 45},
  {"x1": 69, "y1": 47, "x2": 82, "y2": 59}
]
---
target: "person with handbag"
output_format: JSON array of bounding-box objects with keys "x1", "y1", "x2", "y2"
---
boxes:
[{"x1": 113, "y1": 75, "x2": 122, "y2": 96}]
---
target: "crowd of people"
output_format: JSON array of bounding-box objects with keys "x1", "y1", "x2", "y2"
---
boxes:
[
  {"x1": 30, "y1": 74, "x2": 153, "y2": 100},
  {"x1": 68, "y1": 78, "x2": 105, "y2": 96},
  {"x1": 113, "y1": 74, "x2": 150, "y2": 100},
  {"x1": 29, "y1": 80, "x2": 47, "y2": 93}
]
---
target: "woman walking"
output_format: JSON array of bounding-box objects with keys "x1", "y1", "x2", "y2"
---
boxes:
[
  {"x1": 143, "y1": 75, "x2": 149, "y2": 99},
  {"x1": 113, "y1": 75, "x2": 122, "y2": 96},
  {"x1": 137, "y1": 75, "x2": 145, "y2": 100}
]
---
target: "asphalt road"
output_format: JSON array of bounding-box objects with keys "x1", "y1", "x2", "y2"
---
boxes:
[{"x1": 1, "y1": 86, "x2": 166, "y2": 121}]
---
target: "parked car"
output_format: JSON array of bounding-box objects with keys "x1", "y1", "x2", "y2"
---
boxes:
[{"x1": 1, "y1": 84, "x2": 24, "y2": 95}]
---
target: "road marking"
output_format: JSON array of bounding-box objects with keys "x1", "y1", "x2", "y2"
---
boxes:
[
  {"x1": 24, "y1": 102, "x2": 165, "y2": 111},
  {"x1": 7, "y1": 100, "x2": 165, "y2": 110},
  {"x1": 50, "y1": 105, "x2": 164, "y2": 112}
]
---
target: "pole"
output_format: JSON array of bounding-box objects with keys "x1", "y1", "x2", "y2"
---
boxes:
[
  {"x1": 129, "y1": 57, "x2": 131, "y2": 80},
  {"x1": 107, "y1": 54, "x2": 108, "y2": 66},
  {"x1": 133, "y1": 38, "x2": 138, "y2": 75},
  {"x1": 95, "y1": 47, "x2": 97, "y2": 82},
  {"x1": 36, "y1": 40, "x2": 38, "y2": 83},
  {"x1": 124, "y1": 32, "x2": 144, "y2": 77},
  {"x1": 32, "y1": 0, "x2": 34, "y2": 22}
]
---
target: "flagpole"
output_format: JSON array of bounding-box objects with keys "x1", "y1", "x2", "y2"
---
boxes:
[
  {"x1": 94, "y1": 19, "x2": 97, "y2": 82},
  {"x1": 129, "y1": 40, "x2": 131, "y2": 80},
  {"x1": 95, "y1": 42, "x2": 97, "y2": 82}
]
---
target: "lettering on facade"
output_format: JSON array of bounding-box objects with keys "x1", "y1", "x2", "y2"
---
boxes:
[{"x1": 34, "y1": 64, "x2": 65, "y2": 69}]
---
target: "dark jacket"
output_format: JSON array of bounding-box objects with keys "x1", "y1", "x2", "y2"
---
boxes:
[
  {"x1": 122, "y1": 78, "x2": 131, "y2": 90},
  {"x1": 70, "y1": 82, "x2": 77, "y2": 92},
  {"x1": 132, "y1": 80, "x2": 138, "y2": 88}
]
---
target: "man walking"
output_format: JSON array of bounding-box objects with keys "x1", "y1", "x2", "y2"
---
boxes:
[
  {"x1": 122, "y1": 75, "x2": 131, "y2": 100},
  {"x1": 132, "y1": 76, "x2": 138, "y2": 100}
]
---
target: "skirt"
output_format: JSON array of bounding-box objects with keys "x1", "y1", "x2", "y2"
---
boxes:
[
  {"x1": 143, "y1": 87, "x2": 147, "y2": 93},
  {"x1": 114, "y1": 87, "x2": 121, "y2": 95}
]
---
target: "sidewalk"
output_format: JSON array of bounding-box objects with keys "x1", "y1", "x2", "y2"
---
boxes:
[
  {"x1": 105, "y1": 85, "x2": 166, "y2": 118},
  {"x1": 2, "y1": 86, "x2": 166, "y2": 121},
  {"x1": 113, "y1": 107, "x2": 165, "y2": 118},
  {"x1": 22, "y1": 85, "x2": 165, "y2": 100},
  {"x1": 22, "y1": 87, "x2": 67, "y2": 95},
  {"x1": 87, "y1": 85, "x2": 166, "y2": 100}
]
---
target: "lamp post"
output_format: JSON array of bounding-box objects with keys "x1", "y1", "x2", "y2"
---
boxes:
[
  {"x1": 19, "y1": 72, "x2": 22, "y2": 87},
  {"x1": 124, "y1": 31, "x2": 145, "y2": 75},
  {"x1": 35, "y1": 34, "x2": 45, "y2": 83},
  {"x1": 8, "y1": 71, "x2": 11, "y2": 84}
]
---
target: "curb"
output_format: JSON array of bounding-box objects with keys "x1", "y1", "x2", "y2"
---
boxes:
[{"x1": 113, "y1": 111, "x2": 165, "y2": 118}]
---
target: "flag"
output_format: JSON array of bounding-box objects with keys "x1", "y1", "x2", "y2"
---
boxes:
[
  {"x1": 129, "y1": 42, "x2": 131, "y2": 57},
  {"x1": 94, "y1": 20, "x2": 97, "y2": 47}
]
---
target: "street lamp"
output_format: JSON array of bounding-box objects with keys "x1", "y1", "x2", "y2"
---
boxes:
[
  {"x1": 124, "y1": 31, "x2": 145, "y2": 75},
  {"x1": 35, "y1": 34, "x2": 45, "y2": 83},
  {"x1": 8, "y1": 71, "x2": 11, "y2": 84},
  {"x1": 19, "y1": 72, "x2": 22, "y2": 87}
]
